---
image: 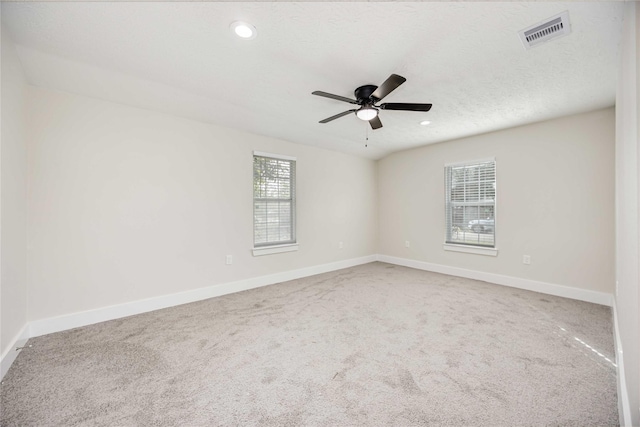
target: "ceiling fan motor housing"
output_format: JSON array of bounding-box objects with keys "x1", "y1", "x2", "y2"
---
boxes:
[{"x1": 355, "y1": 85, "x2": 379, "y2": 103}]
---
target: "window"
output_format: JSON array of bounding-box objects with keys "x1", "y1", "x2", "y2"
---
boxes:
[
  {"x1": 253, "y1": 152, "x2": 296, "y2": 253},
  {"x1": 445, "y1": 159, "x2": 496, "y2": 250}
]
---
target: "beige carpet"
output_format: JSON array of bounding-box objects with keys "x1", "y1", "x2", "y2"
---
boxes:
[{"x1": 0, "y1": 262, "x2": 618, "y2": 426}]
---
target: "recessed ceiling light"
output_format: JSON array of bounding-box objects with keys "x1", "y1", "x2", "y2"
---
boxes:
[
  {"x1": 230, "y1": 21, "x2": 257, "y2": 40},
  {"x1": 420, "y1": 120, "x2": 431, "y2": 126}
]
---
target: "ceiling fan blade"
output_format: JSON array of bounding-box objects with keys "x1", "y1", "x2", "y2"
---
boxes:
[
  {"x1": 369, "y1": 115, "x2": 383, "y2": 130},
  {"x1": 379, "y1": 103, "x2": 432, "y2": 112},
  {"x1": 312, "y1": 91, "x2": 358, "y2": 104},
  {"x1": 371, "y1": 74, "x2": 406, "y2": 101},
  {"x1": 319, "y1": 109, "x2": 357, "y2": 123}
]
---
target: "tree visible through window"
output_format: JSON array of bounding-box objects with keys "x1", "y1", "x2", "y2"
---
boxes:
[
  {"x1": 445, "y1": 160, "x2": 496, "y2": 247},
  {"x1": 253, "y1": 153, "x2": 296, "y2": 247}
]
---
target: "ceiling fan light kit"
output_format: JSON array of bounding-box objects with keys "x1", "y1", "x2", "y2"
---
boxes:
[
  {"x1": 356, "y1": 107, "x2": 378, "y2": 121},
  {"x1": 312, "y1": 74, "x2": 432, "y2": 130}
]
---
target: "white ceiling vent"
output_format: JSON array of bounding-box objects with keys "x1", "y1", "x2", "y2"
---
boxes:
[{"x1": 518, "y1": 11, "x2": 571, "y2": 50}]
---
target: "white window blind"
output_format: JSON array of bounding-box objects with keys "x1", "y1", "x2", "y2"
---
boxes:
[
  {"x1": 445, "y1": 159, "x2": 496, "y2": 247},
  {"x1": 253, "y1": 153, "x2": 296, "y2": 247}
]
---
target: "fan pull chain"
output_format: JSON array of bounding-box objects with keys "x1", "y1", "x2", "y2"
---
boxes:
[{"x1": 365, "y1": 124, "x2": 369, "y2": 148}]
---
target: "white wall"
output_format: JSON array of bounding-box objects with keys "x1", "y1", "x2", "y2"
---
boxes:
[
  {"x1": 29, "y1": 88, "x2": 377, "y2": 320},
  {"x1": 26, "y1": 87, "x2": 377, "y2": 322},
  {"x1": 0, "y1": 27, "x2": 29, "y2": 363},
  {"x1": 614, "y1": 3, "x2": 639, "y2": 425},
  {"x1": 378, "y1": 108, "x2": 615, "y2": 295}
]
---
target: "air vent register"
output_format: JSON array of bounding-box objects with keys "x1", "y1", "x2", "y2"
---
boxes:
[{"x1": 518, "y1": 11, "x2": 571, "y2": 50}]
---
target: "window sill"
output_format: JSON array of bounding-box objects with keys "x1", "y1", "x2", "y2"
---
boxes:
[
  {"x1": 252, "y1": 243, "x2": 299, "y2": 257},
  {"x1": 443, "y1": 243, "x2": 498, "y2": 257}
]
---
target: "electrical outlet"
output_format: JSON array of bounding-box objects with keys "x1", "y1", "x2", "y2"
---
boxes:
[
  {"x1": 405, "y1": 241, "x2": 410, "y2": 248},
  {"x1": 339, "y1": 241, "x2": 344, "y2": 249},
  {"x1": 523, "y1": 255, "x2": 531, "y2": 265},
  {"x1": 226, "y1": 255, "x2": 233, "y2": 265}
]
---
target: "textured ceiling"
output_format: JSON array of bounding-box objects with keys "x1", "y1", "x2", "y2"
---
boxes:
[{"x1": 1, "y1": 2, "x2": 624, "y2": 159}]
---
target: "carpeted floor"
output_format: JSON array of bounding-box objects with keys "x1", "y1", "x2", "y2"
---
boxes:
[{"x1": 0, "y1": 262, "x2": 618, "y2": 426}]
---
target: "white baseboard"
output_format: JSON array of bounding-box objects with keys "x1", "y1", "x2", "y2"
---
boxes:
[
  {"x1": 612, "y1": 301, "x2": 632, "y2": 426},
  {"x1": 377, "y1": 254, "x2": 613, "y2": 307},
  {"x1": 28, "y1": 255, "x2": 377, "y2": 338},
  {"x1": 1, "y1": 324, "x2": 30, "y2": 380}
]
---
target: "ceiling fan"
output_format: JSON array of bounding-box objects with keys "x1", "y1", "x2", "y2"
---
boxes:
[{"x1": 312, "y1": 74, "x2": 432, "y2": 130}]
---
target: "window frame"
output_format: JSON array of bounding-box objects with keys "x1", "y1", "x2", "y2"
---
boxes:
[
  {"x1": 252, "y1": 151, "x2": 298, "y2": 256},
  {"x1": 443, "y1": 158, "x2": 498, "y2": 256}
]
